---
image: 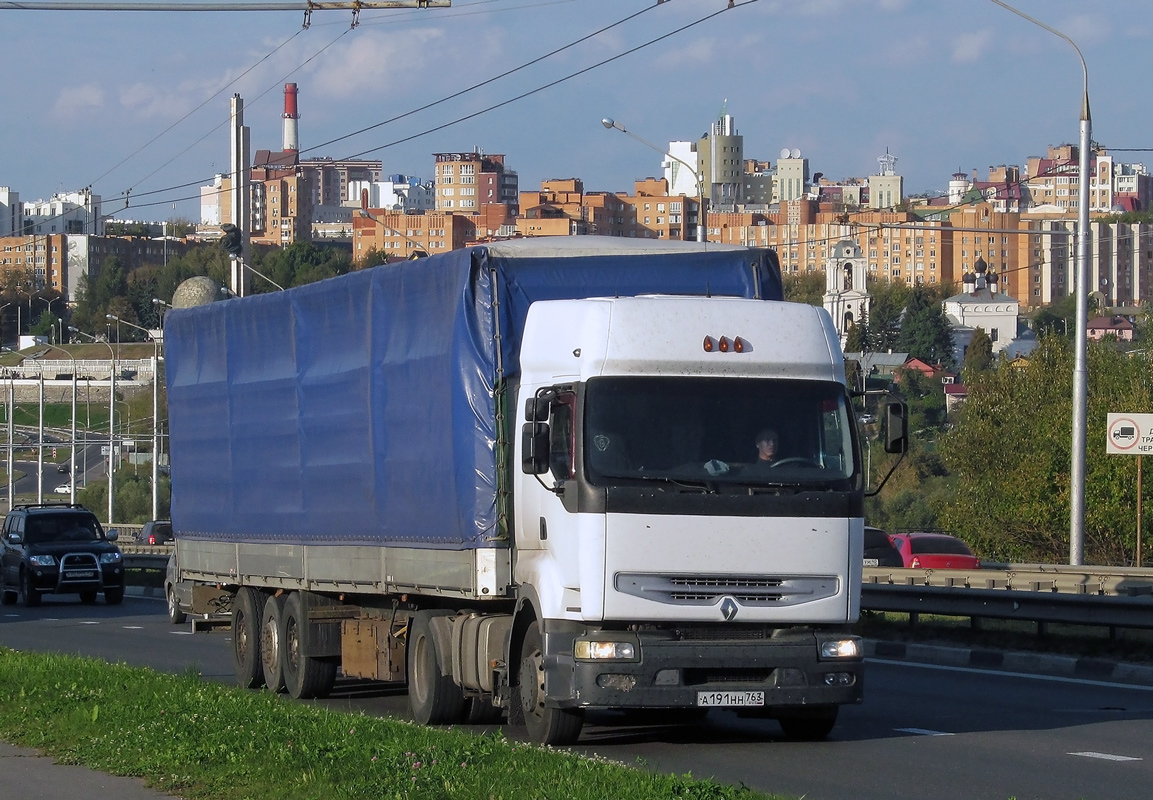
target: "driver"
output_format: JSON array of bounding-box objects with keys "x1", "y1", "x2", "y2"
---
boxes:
[{"x1": 754, "y1": 428, "x2": 780, "y2": 465}]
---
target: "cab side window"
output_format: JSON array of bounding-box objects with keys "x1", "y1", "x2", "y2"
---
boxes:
[{"x1": 548, "y1": 394, "x2": 576, "y2": 482}]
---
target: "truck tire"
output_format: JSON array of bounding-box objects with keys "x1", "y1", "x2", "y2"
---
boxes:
[
  {"x1": 20, "y1": 570, "x2": 41, "y2": 607},
  {"x1": 464, "y1": 697, "x2": 504, "y2": 725},
  {"x1": 233, "y1": 587, "x2": 267, "y2": 689},
  {"x1": 518, "y1": 620, "x2": 582, "y2": 745},
  {"x1": 281, "y1": 592, "x2": 337, "y2": 700},
  {"x1": 167, "y1": 585, "x2": 187, "y2": 625},
  {"x1": 408, "y1": 610, "x2": 466, "y2": 725},
  {"x1": 261, "y1": 594, "x2": 287, "y2": 693},
  {"x1": 778, "y1": 705, "x2": 838, "y2": 740}
]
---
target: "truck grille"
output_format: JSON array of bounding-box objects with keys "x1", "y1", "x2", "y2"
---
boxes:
[{"x1": 615, "y1": 573, "x2": 839, "y2": 607}]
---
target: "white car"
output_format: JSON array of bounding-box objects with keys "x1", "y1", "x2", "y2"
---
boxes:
[{"x1": 53, "y1": 483, "x2": 72, "y2": 494}]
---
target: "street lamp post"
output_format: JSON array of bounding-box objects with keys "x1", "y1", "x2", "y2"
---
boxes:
[
  {"x1": 991, "y1": 0, "x2": 1091, "y2": 566},
  {"x1": 601, "y1": 117, "x2": 707, "y2": 243},
  {"x1": 108, "y1": 314, "x2": 160, "y2": 521},
  {"x1": 39, "y1": 344, "x2": 78, "y2": 504},
  {"x1": 70, "y1": 326, "x2": 115, "y2": 527}
]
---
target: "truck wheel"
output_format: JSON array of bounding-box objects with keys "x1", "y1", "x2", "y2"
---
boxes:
[
  {"x1": 104, "y1": 587, "x2": 124, "y2": 606},
  {"x1": 167, "y1": 585, "x2": 187, "y2": 625},
  {"x1": 778, "y1": 706, "x2": 838, "y2": 740},
  {"x1": 20, "y1": 570, "x2": 41, "y2": 607},
  {"x1": 79, "y1": 590, "x2": 98, "y2": 604},
  {"x1": 518, "y1": 621, "x2": 582, "y2": 745},
  {"x1": 233, "y1": 587, "x2": 267, "y2": 689},
  {"x1": 281, "y1": 592, "x2": 337, "y2": 700},
  {"x1": 464, "y1": 697, "x2": 504, "y2": 725},
  {"x1": 408, "y1": 610, "x2": 466, "y2": 725},
  {"x1": 261, "y1": 594, "x2": 287, "y2": 693}
]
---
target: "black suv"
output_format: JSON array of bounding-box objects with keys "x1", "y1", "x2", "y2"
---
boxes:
[{"x1": 0, "y1": 503, "x2": 125, "y2": 606}]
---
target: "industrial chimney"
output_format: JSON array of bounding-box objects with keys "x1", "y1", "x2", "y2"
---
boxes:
[{"x1": 283, "y1": 83, "x2": 299, "y2": 153}]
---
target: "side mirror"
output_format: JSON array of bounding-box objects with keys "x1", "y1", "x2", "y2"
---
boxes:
[
  {"x1": 521, "y1": 422, "x2": 551, "y2": 475},
  {"x1": 884, "y1": 401, "x2": 909, "y2": 454},
  {"x1": 105, "y1": 528, "x2": 119, "y2": 542},
  {"x1": 523, "y1": 396, "x2": 551, "y2": 423},
  {"x1": 6, "y1": 531, "x2": 21, "y2": 545}
]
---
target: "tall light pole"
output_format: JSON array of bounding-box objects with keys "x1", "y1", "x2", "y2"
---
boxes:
[
  {"x1": 601, "y1": 118, "x2": 707, "y2": 243},
  {"x1": 39, "y1": 344, "x2": 78, "y2": 505},
  {"x1": 991, "y1": 0, "x2": 1090, "y2": 565},
  {"x1": 71, "y1": 326, "x2": 115, "y2": 527},
  {"x1": 108, "y1": 314, "x2": 160, "y2": 521}
]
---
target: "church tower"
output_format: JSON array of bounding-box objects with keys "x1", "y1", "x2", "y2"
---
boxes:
[{"x1": 823, "y1": 239, "x2": 870, "y2": 347}]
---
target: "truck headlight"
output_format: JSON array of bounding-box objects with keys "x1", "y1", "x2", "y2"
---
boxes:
[
  {"x1": 574, "y1": 640, "x2": 637, "y2": 660},
  {"x1": 29, "y1": 555, "x2": 56, "y2": 567},
  {"x1": 99, "y1": 552, "x2": 122, "y2": 564},
  {"x1": 820, "y1": 639, "x2": 860, "y2": 659}
]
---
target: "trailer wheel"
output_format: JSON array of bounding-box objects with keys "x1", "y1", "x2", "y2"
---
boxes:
[
  {"x1": 518, "y1": 621, "x2": 582, "y2": 745},
  {"x1": 281, "y1": 592, "x2": 337, "y2": 700},
  {"x1": 408, "y1": 610, "x2": 466, "y2": 725},
  {"x1": 261, "y1": 594, "x2": 287, "y2": 693},
  {"x1": 233, "y1": 587, "x2": 267, "y2": 689},
  {"x1": 778, "y1": 705, "x2": 838, "y2": 740}
]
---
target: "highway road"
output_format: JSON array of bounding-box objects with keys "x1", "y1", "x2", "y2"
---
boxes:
[{"x1": 1, "y1": 594, "x2": 1151, "y2": 800}]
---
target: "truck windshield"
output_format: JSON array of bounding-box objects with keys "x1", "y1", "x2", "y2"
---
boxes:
[{"x1": 584, "y1": 376, "x2": 857, "y2": 488}]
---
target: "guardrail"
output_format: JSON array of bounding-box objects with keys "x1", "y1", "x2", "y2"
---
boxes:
[
  {"x1": 120, "y1": 543, "x2": 171, "y2": 572},
  {"x1": 862, "y1": 565, "x2": 1153, "y2": 631}
]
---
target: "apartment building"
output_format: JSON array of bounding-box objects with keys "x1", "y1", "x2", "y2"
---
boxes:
[
  {"x1": 517, "y1": 178, "x2": 702, "y2": 241},
  {"x1": 948, "y1": 202, "x2": 1024, "y2": 300},
  {"x1": 352, "y1": 209, "x2": 476, "y2": 262},
  {"x1": 0, "y1": 234, "x2": 66, "y2": 293},
  {"x1": 1026, "y1": 144, "x2": 1114, "y2": 213},
  {"x1": 20, "y1": 191, "x2": 103, "y2": 236},
  {"x1": 434, "y1": 151, "x2": 518, "y2": 213},
  {"x1": 697, "y1": 113, "x2": 744, "y2": 209},
  {"x1": 299, "y1": 157, "x2": 382, "y2": 208},
  {"x1": 0, "y1": 188, "x2": 19, "y2": 237}
]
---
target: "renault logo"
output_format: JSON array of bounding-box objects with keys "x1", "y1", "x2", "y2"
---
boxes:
[{"x1": 720, "y1": 597, "x2": 739, "y2": 621}]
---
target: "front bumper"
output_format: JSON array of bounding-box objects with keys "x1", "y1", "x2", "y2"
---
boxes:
[
  {"x1": 541, "y1": 625, "x2": 863, "y2": 710},
  {"x1": 28, "y1": 557, "x2": 123, "y2": 595}
]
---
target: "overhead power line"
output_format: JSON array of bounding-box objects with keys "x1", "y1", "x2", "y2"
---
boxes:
[{"x1": 0, "y1": 1, "x2": 449, "y2": 10}]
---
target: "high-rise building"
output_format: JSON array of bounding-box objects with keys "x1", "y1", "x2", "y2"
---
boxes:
[
  {"x1": 433, "y1": 150, "x2": 518, "y2": 212},
  {"x1": 697, "y1": 113, "x2": 743, "y2": 209}
]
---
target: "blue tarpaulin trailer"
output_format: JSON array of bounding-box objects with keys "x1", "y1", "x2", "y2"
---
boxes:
[{"x1": 164, "y1": 239, "x2": 782, "y2": 552}]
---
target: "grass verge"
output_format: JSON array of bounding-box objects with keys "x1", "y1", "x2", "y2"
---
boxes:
[{"x1": 0, "y1": 648, "x2": 778, "y2": 800}]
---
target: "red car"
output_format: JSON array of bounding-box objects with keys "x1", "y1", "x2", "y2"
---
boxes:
[{"x1": 889, "y1": 532, "x2": 980, "y2": 570}]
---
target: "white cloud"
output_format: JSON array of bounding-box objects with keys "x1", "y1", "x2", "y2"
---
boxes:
[
  {"x1": 118, "y1": 82, "x2": 193, "y2": 120},
  {"x1": 309, "y1": 28, "x2": 445, "y2": 99},
  {"x1": 51, "y1": 85, "x2": 104, "y2": 121},
  {"x1": 951, "y1": 30, "x2": 993, "y2": 63}
]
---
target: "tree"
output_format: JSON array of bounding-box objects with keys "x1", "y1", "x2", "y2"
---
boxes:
[
  {"x1": 939, "y1": 335, "x2": 1153, "y2": 565},
  {"x1": 865, "y1": 278, "x2": 908, "y2": 353},
  {"x1": 898, "y1": 286, "x2": 955, "y2": 368},
  {"x1": 782, "y1": 270, "x2": 825, "y2": 306},
  {"x1": 961, "y1": 327, "x2": 994, "y2": 379}
]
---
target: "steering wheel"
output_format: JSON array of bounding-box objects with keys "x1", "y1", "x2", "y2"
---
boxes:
[{"x1": 770, "y1": 457, "x2": 821, "y2": 468}]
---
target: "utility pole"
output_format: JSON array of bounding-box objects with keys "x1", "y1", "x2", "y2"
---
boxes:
[{"x1": 230, "y1": 94, "x2": 250, "y2": 298}]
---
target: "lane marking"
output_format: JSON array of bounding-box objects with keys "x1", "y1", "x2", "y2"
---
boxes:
[
  {"x1": 79, "y1": 621, "x2": 100, "y2": 625},
  {"x1": 895, "y1": 728, "x2": 954, "y2": 737},
  {"x1": 869, "y1": 657, "x2": 1153, "y2": 693},
  {"x1": 170, "y1": 631, "x2": 194, "y2": 635},
  {"x1": 122, "y1": 625, "x2": 143, "y2": 630},
  {"x1": 1069, "y1": 752, "x2": 1142, "y2": 762}
]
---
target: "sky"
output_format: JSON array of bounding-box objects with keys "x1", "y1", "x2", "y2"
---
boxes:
[{"x1": 3, "y1": 0, "x2": 1152, "y2": 223}]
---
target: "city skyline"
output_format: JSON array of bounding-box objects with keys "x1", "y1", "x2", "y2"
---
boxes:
[{"x1": 2, "y1": 0, "x2": 1151, "y2": 221}]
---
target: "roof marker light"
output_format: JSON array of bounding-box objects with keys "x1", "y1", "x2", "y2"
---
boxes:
[
  {"x1": 734, "y1": 336, "x2": 746, "y2": 353},
  {"x1": 719, "y1": 336, "x2": 730, "y2": 352},
  {"x1": 703, "y1": 336, "x2": 715, "y2": 352}
]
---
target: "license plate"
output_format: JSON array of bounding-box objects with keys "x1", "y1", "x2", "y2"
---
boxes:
[
  {"x1": 697, "y1": 691, "x2": 764, "y2": 707},
  {"x1": 70, "y1": 571, "x2": 96, "y2": 578},
  {"x1": 863, "y1": 558, "x2": 879, "y2": 567}
]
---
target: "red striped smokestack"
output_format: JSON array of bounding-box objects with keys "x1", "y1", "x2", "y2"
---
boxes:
[{"x1": 283, "y1": 83, "x2": 299, "y2": 153}]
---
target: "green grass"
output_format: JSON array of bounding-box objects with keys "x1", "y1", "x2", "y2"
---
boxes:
[{"x1": 0, "y1": 649, "x2": 779, "y2": 800}]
